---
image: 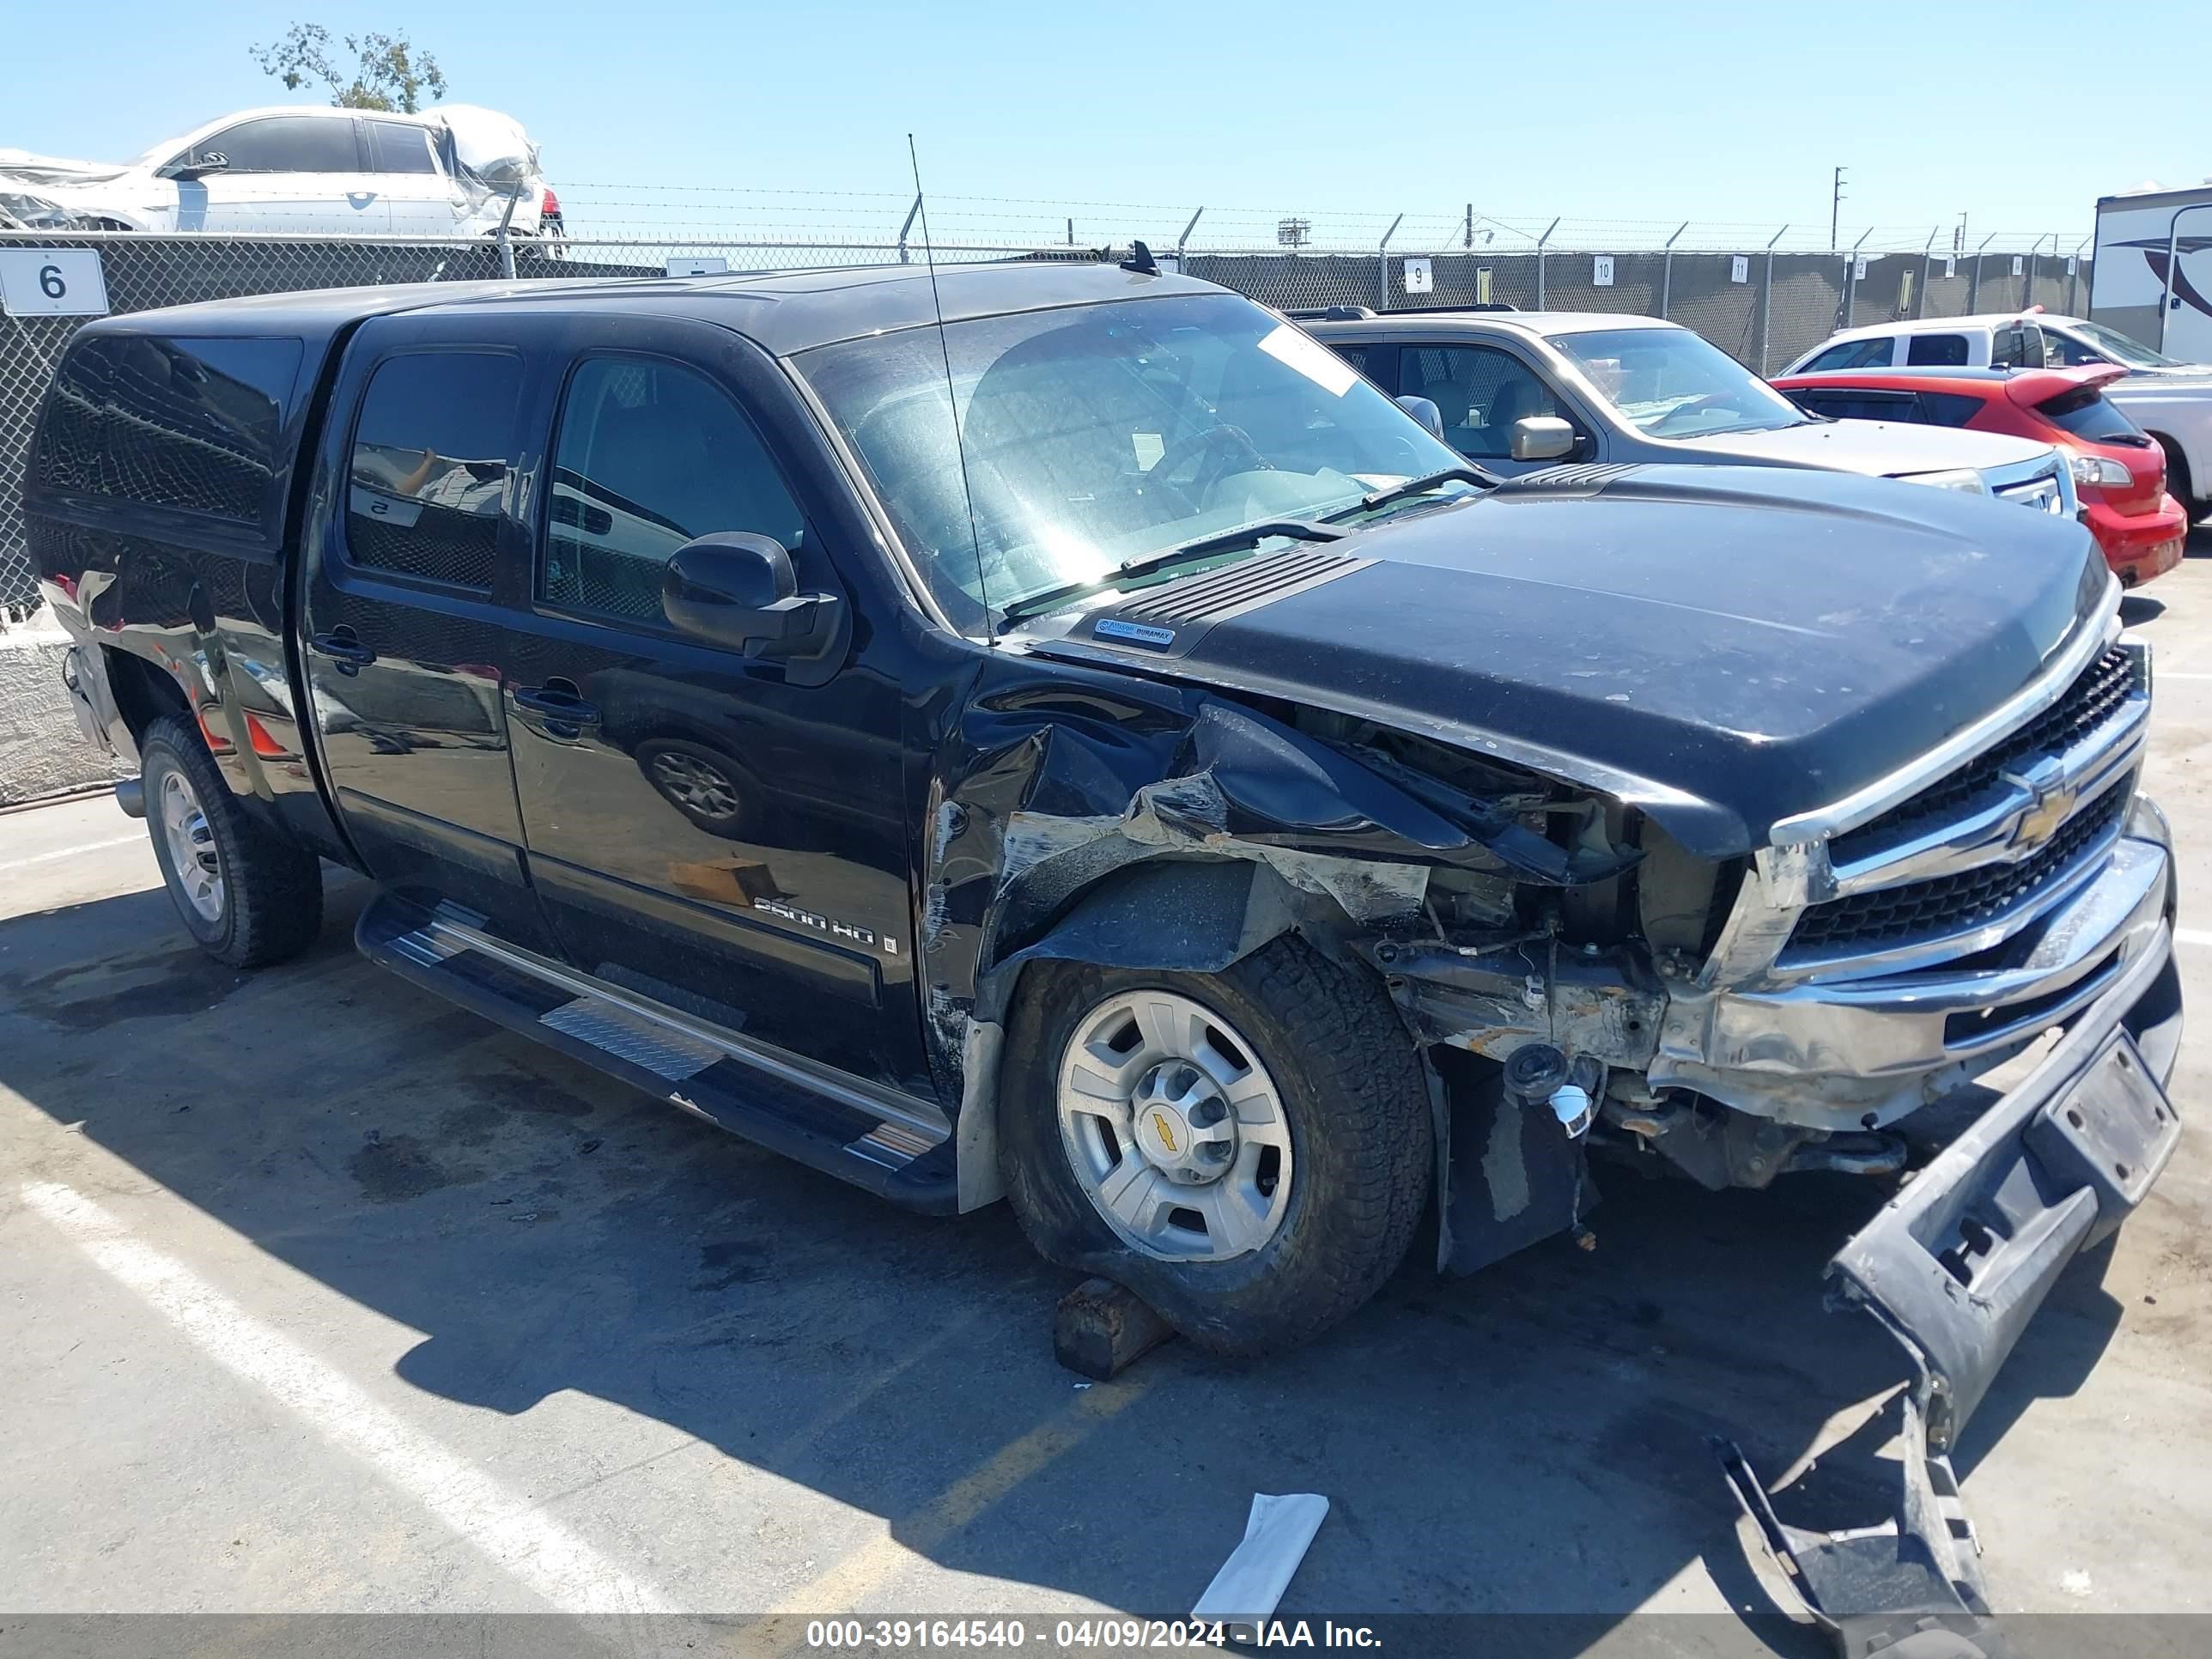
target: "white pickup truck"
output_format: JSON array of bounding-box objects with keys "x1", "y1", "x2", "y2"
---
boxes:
[{"x1": 1781, "y1": 311, "x2": 2212, "y2": 515}]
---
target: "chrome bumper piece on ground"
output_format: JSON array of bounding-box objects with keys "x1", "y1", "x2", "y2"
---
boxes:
[{"x1": 1720, "y1": 927, "x2": 2184, "y2": 1659}]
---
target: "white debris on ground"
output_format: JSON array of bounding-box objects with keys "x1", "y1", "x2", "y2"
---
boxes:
[{"x1": 1191, "y1": 1492, "x2": 1330, "y2": 1625}]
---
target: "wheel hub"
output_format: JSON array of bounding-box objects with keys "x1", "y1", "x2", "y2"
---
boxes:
[
  {"x1": 1054, "y1": 989, "x2": 1294, "y2": 1263},
  {"x1": 158, "y1": 770, "x2": 224, "y2": 923},
  {"x1": 1129, "y1": 1061, "x2": 1237, "y2": 1185}
]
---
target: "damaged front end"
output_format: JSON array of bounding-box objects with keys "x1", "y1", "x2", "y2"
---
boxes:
[
  {"x1": 927, "y1": 562, "x2": 2181, "y2": 1653},
  {"x1": 922, "y1": 667, "x2": 1650, "y2": 1255}
]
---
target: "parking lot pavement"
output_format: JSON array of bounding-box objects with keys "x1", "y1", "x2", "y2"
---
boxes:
[{"x1": 5, "y1": 550, "x2": 2212, "y2": 1642}]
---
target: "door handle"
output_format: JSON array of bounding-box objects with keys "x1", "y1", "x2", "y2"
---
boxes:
[
  {"x1": 310, "y1": 631, "x2": 376, "y2": 672},
  {"x1": 512, "y1": 684, "x2": 601, "y2": 728}
]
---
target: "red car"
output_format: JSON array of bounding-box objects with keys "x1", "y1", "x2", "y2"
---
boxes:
[{"x1": 1772, "y1": 363, "x2": 2188, "y2": 587}]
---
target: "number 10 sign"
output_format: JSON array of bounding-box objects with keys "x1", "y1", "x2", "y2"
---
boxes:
[{"x1": 0, "y1": 249, "x2": 111, "y2": 317}]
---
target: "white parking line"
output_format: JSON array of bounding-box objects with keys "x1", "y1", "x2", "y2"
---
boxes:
[
  {"x1": 2175, "y1": 928, "x2": 2212, "y2": 950},
  {"x1": 0, "y1": 833, "x2": 143, "y2": 875},
  {"x1": 20, "y1": 1181, "x2": 678, "y2": 1617}
]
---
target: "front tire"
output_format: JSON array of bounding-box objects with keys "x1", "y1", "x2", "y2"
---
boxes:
[
  {"x1": 1000, "y1": 935, "x2": 1431, "y2": 1356},
  {"x1": 140, "y1": 716, "x2": 323, "y2": 968}
]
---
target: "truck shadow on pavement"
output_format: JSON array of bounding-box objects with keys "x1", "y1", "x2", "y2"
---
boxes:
[{"x1": 0, "y1": 872, "x2": 2135, "y2": 1646}]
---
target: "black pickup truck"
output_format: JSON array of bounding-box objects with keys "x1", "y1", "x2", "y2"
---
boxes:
[{"x1": 27, "y1": 261, "x2": 2183, "y2": 1648}]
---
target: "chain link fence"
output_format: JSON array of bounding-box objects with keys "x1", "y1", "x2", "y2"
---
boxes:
[{"x1": 0, "y1": 228, "x2": 2094, "y2": 616}]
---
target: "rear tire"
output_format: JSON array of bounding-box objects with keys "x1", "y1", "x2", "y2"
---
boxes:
[
  {"x1": 1000, "y1": 934, "x2": 1431, "y2": 1356},
  {"x1": 140, "y1": 716, "x2": 323, "y2": 968},
  {"x1": 2153, "y1": 436, "x2": 2202, "y2": 520}
]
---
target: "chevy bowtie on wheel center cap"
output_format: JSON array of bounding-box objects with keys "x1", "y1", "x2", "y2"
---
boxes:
[{"x1": 1131, "y1": 1061, "x2": 1237, "y2": 1184}]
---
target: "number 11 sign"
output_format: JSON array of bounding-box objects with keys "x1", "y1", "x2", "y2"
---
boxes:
[{"x1": 0, "y1": 249, "x2": 111, "y2": 317}]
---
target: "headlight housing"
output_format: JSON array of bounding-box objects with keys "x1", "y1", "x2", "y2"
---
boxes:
[
  {"x1": 1899, "y1": 467, "x2": 1990, "y2": 495},
  {"x1": 2069, "y1": 453, "x2": 2133, "y2": 490}
]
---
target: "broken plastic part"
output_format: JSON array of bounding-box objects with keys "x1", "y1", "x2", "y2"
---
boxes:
[
  {"x1": 1716, "y1": 936, "x2": 2183, "y2": 1659},
  {"x1": 1715, "y1": 1403, "x2": 2006, "y2": 1659},
  {"x1": 1547, "y1": 1084, "x2": 1593, "y2": 1138}
]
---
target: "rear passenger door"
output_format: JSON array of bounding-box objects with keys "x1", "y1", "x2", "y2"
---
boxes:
[
  {"x1": 1904, "y1": 332, "x2": 1974, "y2": 368},
  {"x1": 299, "y1": 321, "x2": 551, "y2": 948},
  {"x1": 362, "y1": 118, "x2": 465, "y2": 236},
  {"x1": 495, "y1": 318, "x2": 927, "y2": 1091}
]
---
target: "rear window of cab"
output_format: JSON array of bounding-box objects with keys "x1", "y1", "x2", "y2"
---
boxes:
[{"x1": 33, "y1": 332, "x2": 305, "y2": 533}]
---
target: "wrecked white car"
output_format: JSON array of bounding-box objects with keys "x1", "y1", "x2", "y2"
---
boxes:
[{"x1": 0, "y1": 103, "x2": 548, "y2": 237}]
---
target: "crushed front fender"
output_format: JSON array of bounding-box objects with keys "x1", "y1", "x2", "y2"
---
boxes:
[{"x1": 1720, "y1": 927, "x2": 2184, "y2": 1659}]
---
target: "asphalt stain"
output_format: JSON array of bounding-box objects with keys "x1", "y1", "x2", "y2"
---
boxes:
[
  {"x1": 435, "y1": 1071, "x2": 598, "y2": 1147},
  {"x1": 3, "y1": 945, "x2": 246, "y2": 1030},
  {"x1": 694, "y1": 1237, "x2": 775, "y2": 1291},
  {"x1": 347, "y1": 1133, "x2": 480, "y2": 1204}
]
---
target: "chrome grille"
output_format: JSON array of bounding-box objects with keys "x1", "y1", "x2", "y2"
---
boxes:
[
  {"x1": 1994, "y1": 471, "x2": 2065, "y2": 514},
  {"x1": 1792, "y1": 782, "x2": 2126, "y2": 952},
  {"x1": 1832, "y1": 646, "x2": 2137, "y2": 860}
]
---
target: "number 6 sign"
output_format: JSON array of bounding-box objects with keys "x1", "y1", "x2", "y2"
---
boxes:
[{"x1": 0, "y1": 249, "x2": 111, "y2": 317}]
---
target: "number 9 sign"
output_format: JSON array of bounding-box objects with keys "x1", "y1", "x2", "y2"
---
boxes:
[{"x1": 0, "y1": 248, "x2": 110, "y2": 316}]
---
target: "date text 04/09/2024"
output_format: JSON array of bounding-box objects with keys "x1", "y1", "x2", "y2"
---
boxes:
[{"x1": 801, "y1": 1620, "x2": 1382, "y2": 1650}]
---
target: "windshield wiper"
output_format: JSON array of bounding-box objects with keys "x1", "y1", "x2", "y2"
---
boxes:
[
  {"x1": 1322, "y1": 465, "x2": 1498, "y2": 523},
  {"x1": 998, "y1": 520, "x2": 1347, "y2": 629}
]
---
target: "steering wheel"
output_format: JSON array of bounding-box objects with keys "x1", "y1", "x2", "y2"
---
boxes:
[
  {"x1": 1152, "y1": 423, "x2": 1273, "y2": 506},
  {"x1": 1645, "y1": 394, "x2": 1735, "y2": 434}
]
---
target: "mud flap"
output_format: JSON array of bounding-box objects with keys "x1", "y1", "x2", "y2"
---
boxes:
[
  {"x1": 1718, "y1": 936, "x2": 2183, "y2": 1659},
  {"x1": 1440, "y1": 1066, "x2": 1591, "y2": 1275}
]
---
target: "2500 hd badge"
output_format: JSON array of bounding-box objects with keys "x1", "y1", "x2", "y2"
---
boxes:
[{"x1": 754, "y1": 894, "x2": 896, "y2": 955}]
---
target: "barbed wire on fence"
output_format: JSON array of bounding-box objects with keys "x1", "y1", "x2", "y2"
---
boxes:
[{"x1": 520, "y1": 185, "x2": 2088, "y2": 258}]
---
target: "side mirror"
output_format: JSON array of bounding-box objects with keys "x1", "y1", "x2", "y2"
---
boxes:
[
  {"x1": 662, "y1": 532, "x2": 840, "y2": 660},
  {"x1": 1510, "y1": 416, "x2": 1577, "y2": 462},
  {"x1": 1395, "y1": 394, "x2": 1445, "y2": 440},
  {"x1": 161, "y1": 156, "x2": 228, "y2": 181}
]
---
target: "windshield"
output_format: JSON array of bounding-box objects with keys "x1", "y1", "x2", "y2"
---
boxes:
[
  {"x1": 794, "y1": 292, "x2": 1467, "y2": 629},
  {"x1": 2058, "y1": 319, "x2": 2186, "y2": 370},
  {"x1": 1547, "y1": 326, "x2": 1811, "y2": 439}
]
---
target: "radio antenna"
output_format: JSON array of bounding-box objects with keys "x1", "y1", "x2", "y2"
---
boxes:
[{"x1": 907, "y1": 134, "x2": 992, "y2": 630}]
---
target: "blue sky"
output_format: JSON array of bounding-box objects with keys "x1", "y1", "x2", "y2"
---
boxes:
[{"x1": 9, "y1": 0, "x2": 2210, "y2": 250}]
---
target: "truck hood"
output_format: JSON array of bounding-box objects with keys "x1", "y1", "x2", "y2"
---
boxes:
[
  {"x1": 1027, "y1": 465, "x2": 2111, "y2": 859},
  {"x1": 1667, "y1": 418, "x2": 2052, "y2": 477}
]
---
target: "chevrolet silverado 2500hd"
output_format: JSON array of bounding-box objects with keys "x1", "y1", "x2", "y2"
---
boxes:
[{"x1": 27, "y1": 263, "x2": 2182, "y2": 1651}]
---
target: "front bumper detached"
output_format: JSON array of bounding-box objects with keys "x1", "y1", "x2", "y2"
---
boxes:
[{"x1": 1719, "y1": 925, "x2": 2184, "y2": 1659}]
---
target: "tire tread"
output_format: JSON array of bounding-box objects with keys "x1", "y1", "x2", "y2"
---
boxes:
[{"x1": 142, "y1": 716, "x2": 323, "y2": 968}]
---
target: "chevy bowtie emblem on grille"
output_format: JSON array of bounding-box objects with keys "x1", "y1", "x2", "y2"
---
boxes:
[{"x1": 2012, "y1": 780, "x2": 2080, "y2": 849}]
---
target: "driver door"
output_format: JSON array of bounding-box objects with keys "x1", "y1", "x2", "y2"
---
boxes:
[
  {"x1": 171, "y1": 115, "x2": 386, "y2": 234},
  {"x1": 1394, "y1": 343, "x2": 1586, "y2": 476},
  {"x1": 494, "y1": 317, "x2": 929, "y2": 1091}
]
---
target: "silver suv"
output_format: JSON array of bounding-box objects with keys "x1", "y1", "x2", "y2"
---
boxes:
[{"x1": 1302, "y1": 307, "x2": 2077, "y2": 513}]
